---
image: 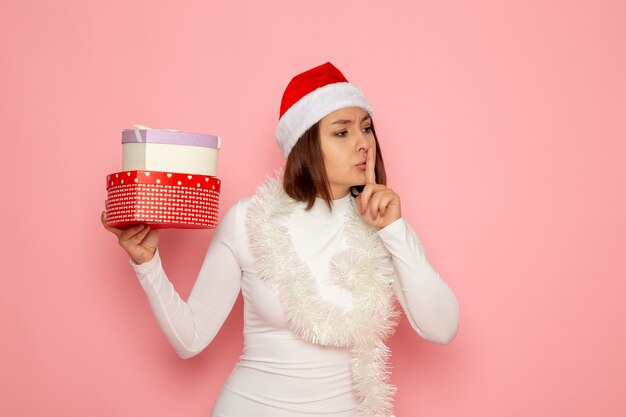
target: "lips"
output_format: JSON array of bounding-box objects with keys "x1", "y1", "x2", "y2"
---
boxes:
[{"x1": 356, "y1": 160, "x2": 367, "y2": 170}]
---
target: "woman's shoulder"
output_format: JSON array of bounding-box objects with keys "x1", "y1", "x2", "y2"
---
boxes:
[
  {"x1": 222, "y1": 195, "x2": 253, "y2": 223},
  {"x1": 213, "y1": 195, "x2": 255, "y2": 250},
  {"x1": 222, "y1": 175, "x2": 286, "y2": 223}
]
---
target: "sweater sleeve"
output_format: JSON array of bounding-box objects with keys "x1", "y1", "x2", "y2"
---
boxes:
[
  {"x1": 377, "y1": 218, "x2": 459, "y2": 344},
  {"x1": 130, "y1": 200, "x2": 244, "y2": 358}
]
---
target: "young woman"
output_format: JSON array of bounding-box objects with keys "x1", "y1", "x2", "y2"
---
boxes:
[{"x1": 101, "y1": 62, "x2": 459, "y2": 417}]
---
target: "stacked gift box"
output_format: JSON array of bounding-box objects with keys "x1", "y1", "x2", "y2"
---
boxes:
[{"x1": 105, "y1": 127, "x2": 221, "y2": 229}]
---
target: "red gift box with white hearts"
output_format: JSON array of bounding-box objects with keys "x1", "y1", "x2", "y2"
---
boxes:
[{"x1": 105, "y1": 170, "x2": 220, "y2": 229}]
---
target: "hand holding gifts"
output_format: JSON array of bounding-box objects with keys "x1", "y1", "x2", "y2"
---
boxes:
[{"x1": 105, "y1": 126, "x2": 221, "y2": 229}]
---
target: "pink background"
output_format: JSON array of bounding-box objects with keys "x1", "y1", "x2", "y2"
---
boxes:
[{"x1": 1, "y1": 0, "x2": 624, "y2": 416}]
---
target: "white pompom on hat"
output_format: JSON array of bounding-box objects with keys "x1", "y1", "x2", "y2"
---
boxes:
[{"x1": 275, "y1": 62, "x2": 373, "y2": 158}]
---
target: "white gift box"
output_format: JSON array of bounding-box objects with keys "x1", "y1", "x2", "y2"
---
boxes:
[{"x1": 122, "y1": 127, "x2": 220, "y2": 176}]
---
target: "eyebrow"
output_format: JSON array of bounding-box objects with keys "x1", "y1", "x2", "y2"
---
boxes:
[{"x1": 330, "y1": 115, "x2": 371, "y2": 126}]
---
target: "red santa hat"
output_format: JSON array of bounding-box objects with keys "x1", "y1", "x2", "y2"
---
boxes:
[{"x1": 275, "y1": 62, "x2": 373, "y2": 158}]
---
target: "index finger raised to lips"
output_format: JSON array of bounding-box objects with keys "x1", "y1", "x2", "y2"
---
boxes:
[{"x1": 366, "y1": 145, "x2": 376, "y2": 184}]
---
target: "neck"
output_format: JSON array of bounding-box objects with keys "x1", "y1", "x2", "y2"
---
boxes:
[
  {"x1": 307, "y1": 191, "x2": 352, "y2": 217},
  {"x1": 318, "y1": 186, "x2": 351, "y2": 201}
]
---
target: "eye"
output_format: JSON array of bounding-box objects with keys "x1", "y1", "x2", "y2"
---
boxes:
[
  {"x1": 362, "y1": 126, "x2": 373, "y2": 134},
  {"x1": 334, "y1": 130, "x2": 347, "y2": 137}
]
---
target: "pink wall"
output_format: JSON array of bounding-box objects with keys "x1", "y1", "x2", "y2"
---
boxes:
[{"x1": 1, "y1": 0, "x2": 624, "y2": 416}]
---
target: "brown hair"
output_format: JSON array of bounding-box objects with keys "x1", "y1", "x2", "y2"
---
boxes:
[{"x1": 283, "y1": 120, "x2": 387, "y2": 210}]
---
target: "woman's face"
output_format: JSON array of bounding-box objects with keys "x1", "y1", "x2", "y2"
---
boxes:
[{"x1": 318, "y1": 106, "x2": 375, "y2": 199}]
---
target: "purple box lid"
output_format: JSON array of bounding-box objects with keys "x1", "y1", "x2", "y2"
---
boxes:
[{"x1": 122, "y1": 128, "x2": 220, "y2": 149}]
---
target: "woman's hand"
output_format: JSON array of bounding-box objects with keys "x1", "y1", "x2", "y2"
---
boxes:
[
  {"x1": 356, "y1": 146, "x2": 402, "y2": 230},
  {"x1": 101, "y1": 210, "x2": 160, "y2": 265}
]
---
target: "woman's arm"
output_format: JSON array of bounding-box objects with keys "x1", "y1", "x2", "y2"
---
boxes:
[
  {"x1": 377, "y1": 218, "x2": 459, "y2": 344},
  {"x1": 131, "y1": 201, "x2": 244, "y2": 358}
]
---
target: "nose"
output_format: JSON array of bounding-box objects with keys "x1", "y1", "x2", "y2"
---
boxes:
[{"x1": 356, "y1": 130, "x2": 370, "y2": 152}]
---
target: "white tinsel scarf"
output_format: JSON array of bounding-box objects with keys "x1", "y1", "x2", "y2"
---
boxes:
[{"x1": 246, "y1": 175, "x2": 401, "y2": 417}]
